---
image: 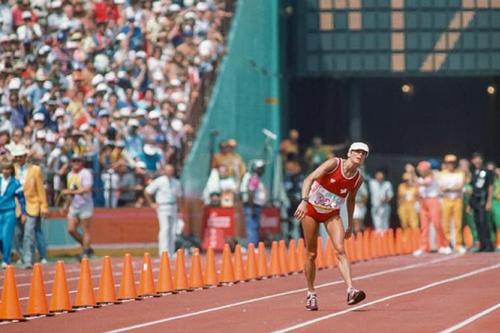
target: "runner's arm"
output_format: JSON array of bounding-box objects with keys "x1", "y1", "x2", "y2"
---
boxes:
[{"x1": 346, "y1": 176, "x2": 364, "y2": 230}]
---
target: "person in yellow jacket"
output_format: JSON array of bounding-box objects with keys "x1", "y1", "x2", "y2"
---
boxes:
[
  {"x1": 12, "y1": 145, "x2": 48, "y2": 269},
  {"x1": 438, "y1": 154, "x2": 466, "y2": 254},
  {"x1": 397, "y1": 172, "x2": 419, "y2": 229}
]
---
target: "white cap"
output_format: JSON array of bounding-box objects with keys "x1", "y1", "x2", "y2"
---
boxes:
[
  {"x1": 54, "y1": 108, "x2": 65, "y2": 118},
  {"x1": 116, "y1": 32, "x2": 127, "y2": 41},
  {"x1": 22, "y1": 11, "x2": 32, "y2": 19},
  {"x1": 46, "y1": 132, "x2": 57, "y2": 143},
  {"x1": 120, "y1": 107, "x2": 131, "y2": 118},
  {"x1": 91, "y1": 74, "x2": 104, "y2": 86},
  {"x1": 10, "y1": 145, "x2": 28, "y2": 157},
  {"x1": 170, "y1": 118, "x2": 183, "y2": 132},
  {"x1": 177, "y1": 103, "x2": 187, "y2": 112},
  {"x1": 51, "y1": 0, "x2": 62, "y2": 8},
  {"x1": 128, "y1": 118, "x2": 139, "y2": 127},
  {"x1": 135, "y1": 109, "x2": 147, "y2": 117},
  {"x1": 36, "y1": 130, "x2": 46, "y2": 139},
  {"x1": 96, "y1": 82, "x2": 109, "y2": 93},
  {"x1": 136, "y1": 50, "x2": 146, "y2": 59},
  {"x1": 8, "y1": 78, "x2": 22, "y2": 90},
  {"x1": 196, "y1": 2, "x2": 209, "y2": 11},
  {"x1": 33, "y1": 112, "x2": 45, "y2": 122},
  {"x1": 168, "y1": 4, "x2": 181, "y2": 12},
  {"x1": 148, "y1": 110, "x2": 161, "y2": 120},
  {"x1": 143, "y1": 144, "x2": 156, "y2": 155},
  {"x1": 105, "y1": 72, "x2": 117, "y2": 82},
  {"x1": 79, "y1": 123, "x2": 90, "y2": 132},
  {"x1": 43, "y1": 80, "x2": 53, "y2": 90},
  {"x1": 152, "y1": 71, "x2": 163, "y2": 81},
  {"x1": 348, "y1": 142, "x2": 369, "y2": 156}
]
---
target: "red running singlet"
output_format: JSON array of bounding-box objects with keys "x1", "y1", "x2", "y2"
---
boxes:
[{"x1": 304, "y1": 158, "x2": 361, "y2": 223}]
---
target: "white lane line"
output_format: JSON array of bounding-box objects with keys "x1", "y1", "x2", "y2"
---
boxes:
[
  {"x1": 439, "y1": 302, "x2": 500, "y2": 333},
  {"x1": 102, "y1": 255, "x2": 459, "y2": 333},
  {"x1": 272, "y1": 263, "x2": 500, "y2": 333}
]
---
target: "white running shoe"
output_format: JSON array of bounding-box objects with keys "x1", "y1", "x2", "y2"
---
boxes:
[
  {"x1": 438, "y1": 246, "x2": 453, "y2": 255},
  {"x1": 457, "y1": 247, "x2": 467, "y2": 255},
  {"x1": 412, "y1": 249, "x2": 424, "y2": 257},
  {"x1": 1, "y1": 262, "x2": 8, "y2": 269},
  {"x1": 40, "y1": 258, "x2": 48, "y2": 264}
]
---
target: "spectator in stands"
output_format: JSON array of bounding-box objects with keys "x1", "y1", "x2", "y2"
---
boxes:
[
  {"x1": 240, "y1": 160, "x2": 267, "y2": 246},
  {"x1": 12, "y1": 145, "x2": 48, "y2": 268},
  {"x1": 144, "y1": 164, "x2": 183, "y2": 256},
  {"x1": 62, "y1": 154, "x2": 94, "y2": 259},
  {"x1": 438, "y1": 154, "x2": 466, "y2": 253},
  {"x1": 0, "y1": 161, "x2": 26, "y2": 268},
  {"x1": 212, "y1": 139, "x2": 245, "y2": 185},
  {"x1": 116, "y1": 161, "x2": 137, "y2": 207},
  {"x1": 459, "y1": 158, "x2": 478, "y2": 249},
  {"x1": 469, "y1": 152, "x2": 494, "y2": 252},
  {"x1": 397, "y1": 172, "x2": 419, "y2": 230},
  {"x1": 413, "y1": 161, "x2": 449, "y2": 256},
  {"x1": 304, "y1": 136, "x2": 330, "y2": 172},
  {"x1": 492, "y1": 166, "x2": 500, "y2": 251},
  {"x1": 353, "y1": 179, "x2": 369, "y2": 234},
  {"x1": 283, "y1": 152, "x2": 304, "y2": 240},
  {"x1": 280, "y1": 129, "x2": 300, "y2": 163},
  {"x1": 368, "y1": 169, "x2": 393, "y2": 232}
]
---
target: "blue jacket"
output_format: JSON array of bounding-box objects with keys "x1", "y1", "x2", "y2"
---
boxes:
[{"x1": 0, "y1": 176, "x2": 26, "y2": 214}]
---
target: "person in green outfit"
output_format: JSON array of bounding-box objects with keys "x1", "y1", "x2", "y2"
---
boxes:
[
  {"x1": 459, "y1": 159, "x2": 478, "y2": 249},
  {"x1": 490, "y1": 166, "x2": 500, "y2": 251}
]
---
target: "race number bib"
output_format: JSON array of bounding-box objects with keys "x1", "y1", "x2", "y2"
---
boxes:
[{"x1": 308, "y1": 182, "x2": 345, "y2": 212}]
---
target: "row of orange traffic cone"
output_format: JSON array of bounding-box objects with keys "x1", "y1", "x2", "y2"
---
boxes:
[{"x1": 0, "y1": 227, "x2": 433, "y2": 321}]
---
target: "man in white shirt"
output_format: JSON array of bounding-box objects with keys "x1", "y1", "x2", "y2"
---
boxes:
[
  {"x1": 144, "y1": 164, "x2": 183, "y2": 256},
  {"x1": 368, "y1": 170, "x2": 394, "y2": 232}
]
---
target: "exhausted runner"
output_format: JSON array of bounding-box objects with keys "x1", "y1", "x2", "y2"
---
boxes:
[{"x1": 294, "y1": 142, "x2": 368, "y2": 311}]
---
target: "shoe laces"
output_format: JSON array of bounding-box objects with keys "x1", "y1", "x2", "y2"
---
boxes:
[{"x1": 306, "y1": 294, "x2": 317, "y2": 307}]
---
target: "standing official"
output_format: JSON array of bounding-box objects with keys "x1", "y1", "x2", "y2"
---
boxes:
[{"x1": 145, "y1": 164, "x2": 183, "y2": 256}]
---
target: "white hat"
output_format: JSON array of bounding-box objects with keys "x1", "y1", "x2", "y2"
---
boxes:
[
  {"x1": 8, "y1": 78, "x2": 22, "y2": 90},
  {"x1": 136, "y1": 50, "x2": 146, "y2": 59},
  {"x1": 114, "y1": 0, "x2": 125, "y2": 4},
  {"x1": 105, "y1": 72, "x2": 117, "y2": 82},
  {"x1": 22, "y1": 11, "x2": 32, "y2": 19},
  {"x1": 168, "y1": 4, "x2": 181, "y2": 12},
  {"x1": 35, "y1": 130, "x2": 46, "y2": 139},
  {"x1": 40, "y1": 92, "x2": 51, "y2": 104},
  {"x1": 33, "y1": 112, "x2": 45, "y2": 122},
  {"x1": 10, "y1": 145, "x2": 28, "y2": 157},
  {"x1": 348, "y1": 142, "x2": 369, "y2": 156},
  {"x1": 127, "y1": 118, "x2": 139, "y2": 127},
  {"x1": 170, "y1": 118, "x2": 183, "y2": 132},
  {"x1": 46, "y1": 132, "x2": 57, "y2": 143},
  {"x1": 54, "y1": 108, "x2": 65, "y2": 118},
  {"x1": 43, "y1": 80, "x2": 53, "y2": 90},
  {"x1": 152, "y1": 71, "x2": 163, "y2": 81},
  {"x1": 143, "y1": 144, "x2": 156, "y2": 155},
  {"x1": 152, "y1": 1, "x2": 162, "y2": 13},
  {"x1": 35, "y1": 69, "x2": 47, "y2": 81},
  {"x1": 79, "y1": 123, "x2": 90, "y2": 132},
  {"x1": 184, "y1": 11, "x2": 198, "y2": 20},
  {"x1": 38, "y1": 45, "x2": 51, "y2": 56},
  {"x1": 148, "y1": 110, "x2": 161, "y2": 119},
  {"x1": 51, "y1": 0, "x2": 62, "y2": 8},
  {"x1": 170, "y1": 79, "x2": 181, "y2": 87},
  {"x1": 177, "y1": 103, "x2": 187, "y2": 112},
  {"x1": 66, "y1": 40, "x2": 78, "y2": 49},
  {"x1": 135, "y1": 109, "x2": 147, "y2": 117},
  {"x1": 96, "y1": 82, "x2": 109, "y2": 93},
  {"x1": 196, "y1": 2, "x2": 209, "y2": 11},
  {"x1": 91, "y1": 74, "x2": 104, "y2": 86},
  {"x1": 120, "y1": 107, "x2": 131, "y2": 118},
  {"x1": 116, "y1": 32, "x2": 127, "y2": 41},
  {"x1": 98, "y1": 109, "x2": 110, "y2": 118}
]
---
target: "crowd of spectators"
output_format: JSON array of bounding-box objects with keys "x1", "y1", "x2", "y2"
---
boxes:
[
  {"x1": 279, "y1": 129, "x2": 500, "y2": 254},
  {"x1": 0, "y1": 0, "x2": 231, "y2": 207}
]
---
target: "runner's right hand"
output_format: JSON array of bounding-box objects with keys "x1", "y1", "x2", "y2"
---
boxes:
[{"x1": 294, "y1": 200, "x2": 307, "y2": 221}]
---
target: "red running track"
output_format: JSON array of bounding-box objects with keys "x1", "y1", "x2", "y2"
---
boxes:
[{"x1": 1, "y1": 253, "x2": 499, "y2": 333}]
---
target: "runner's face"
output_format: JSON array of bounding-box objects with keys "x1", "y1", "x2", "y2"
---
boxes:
[{"x1": 349, "y1": 149, "x2": 367, "y2": 165}]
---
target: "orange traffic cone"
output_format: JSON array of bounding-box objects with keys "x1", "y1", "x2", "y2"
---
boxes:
[
  {"x1": 269, "y1": 241, "x2": 281, "y2": 276},
  {"x1": 297, "y1": 238, "x2": 306, "y2": 272},
  {"x1": 189, "y1": 248, "x2": 205, "y2": 290},
  {"x1": 246, "y1": 243, "x2": 258, "y2": 280},
  {"x1": 174, "y1": 249, "x2": 189, "y2": 291},
  {"x1": 157, "y1": 251, "x2": 175, "y2": 294},
  {"x1": 355, "y1": 233, "x2": 364, "y2": 261},
  {"x1": 97, "y1": 256, "x2": 118, "y2": 304},
  {"x1": 362, "y1": 230, "x2": 371, "y2": 260},
  {"x1": 496, "y1": 230, "x2": 500, "y2": 248},
  {"x1": 315, "y1": 237, "x2": 326, "y2": 269},
  {"x1": 370, "y1": 231, "x2": 378, "y2": 258},
  {"x1": 325, "y1": 238, "x2": 337, "y2": 268},
  {"x1": 74, "y1": 258, "x2": 97, "y2": 308},
  {"x1": 257, "y1": 242, "x2": 269, "y2": 279},
  {"x1": 0, "y1": 265, "x2": 25, "y2": 321},
  {"x1": 402, "y1": 229, "x2": 411, "y2": 254},
  {"x1": 411, "y1": 228, "x2": 420, "y2": 252},
  {"x1": 233, "y1": 245, "x2": 247, "y2": 282},
  {"x1": 49, "y1": 261, "x2": 72, "y2": 312},
  {"x1": 278, "y1": 240, "x2": 289, "y2": 275},
  {"x1": 344, "y1": 236, "x2": 354, "y2": 263},
  {"x1": 204, "y1": 248, "x2": 219, "y2": 288},
  {"x1": 287, "y1": 239, "x2": 299, "y2": 274},
  {"x1": 219, "y1": 244, "x2": 235, "y2": 285},
  {"x1": 138, "y1": 252, "x2": 156, "y2": 297},
  {"x1": 118, "y1": 253, "x2": 138, "y2": 300},
  {"x1": 387, "y1": 229, "x2": 395, "y2": 256},
  {"x1": 395, "y1": 228, "x2": 403, "y2": 255},
  {"x1": 463, "y1": 226, "x2": 474, "y2": 249},
  {"x1": 26, "y1": 263, "x2": 50, "y2": 317}
]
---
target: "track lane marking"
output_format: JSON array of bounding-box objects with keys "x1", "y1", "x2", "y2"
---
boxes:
[
  {"x1": 438, "y1": 302, "x2": 500, "y2": 333},
  {"x1": 272, "y1": 263, "x2": 500, "y2": 333}
]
